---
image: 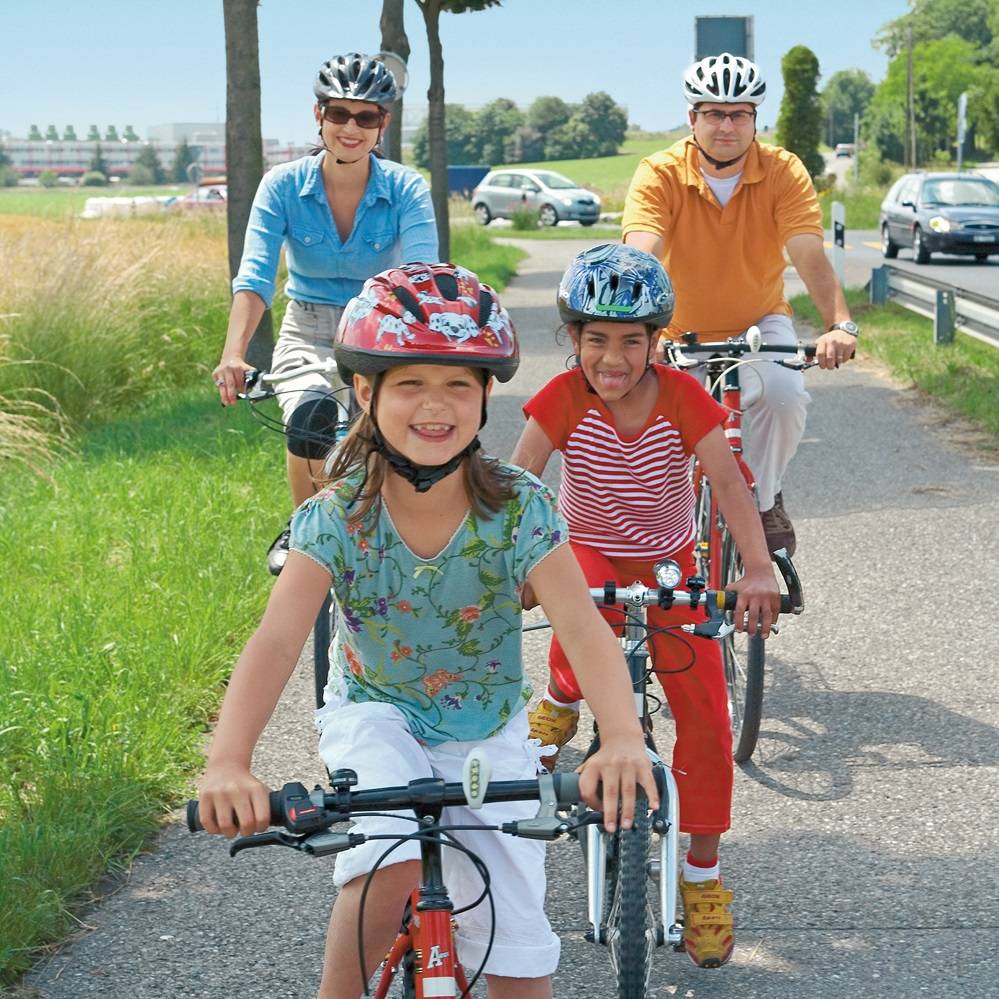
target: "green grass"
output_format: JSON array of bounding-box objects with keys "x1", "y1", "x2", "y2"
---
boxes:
[
  {"x1": 818, "y1": 188, "x2": 883, "y2": 229},
  {"x1": 0, "y1": 184, "x2": 191, "y2": 219},
  {"x1": 791, "y1": 288, "x2": 999, "y2": 442},
  {"x1": 450, "y1": 223, "x2": 527, "y2": 289},
  {"x1": 0, "y1": 387, "x2": 286, "y2": 983}
]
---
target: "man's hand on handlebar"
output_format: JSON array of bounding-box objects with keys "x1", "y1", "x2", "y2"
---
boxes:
[
  {"x1": 813, "y1": 329, "x2": 856, "y2": 370},
  {"x1": 212, "y1": 356, "x2": 257, "y2": 406}
]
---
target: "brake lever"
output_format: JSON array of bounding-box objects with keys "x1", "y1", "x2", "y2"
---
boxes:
[{"x1": 229, "y1": 830, "x2": 310, "y2": 856}]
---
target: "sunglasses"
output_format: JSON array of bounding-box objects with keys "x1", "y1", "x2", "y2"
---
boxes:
[{"x1": 322, "y1": 105, "x2": 385, "y2": 129}]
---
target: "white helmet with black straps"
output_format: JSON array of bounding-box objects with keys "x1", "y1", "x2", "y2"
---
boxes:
[
  {"x1": 683, "y1": 52, "x2": 766, "y2": 106},
  {"x1": 314, "y1": 52, "x2": 398, "y2": 106}
]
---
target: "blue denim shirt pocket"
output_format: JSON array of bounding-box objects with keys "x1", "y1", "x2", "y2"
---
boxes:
[
  {"x1": 351, "y1": 229, "x2": 398, "y2": 280},
  {"x1": 288, "y1": 224, "x2": 329, "y2": 277}
]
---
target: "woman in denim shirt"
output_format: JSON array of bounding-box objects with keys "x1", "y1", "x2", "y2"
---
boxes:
[{"x1": 212, "y1": 53, "x2": 439, "y2": 573}]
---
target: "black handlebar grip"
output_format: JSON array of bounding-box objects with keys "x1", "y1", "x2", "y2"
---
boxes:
[
  {"x1": 721, "y1": 592, "x2": 796, "y2": 614},
  {"x1": 185, "y1": 790, "x2": 285, "y2": 833}
]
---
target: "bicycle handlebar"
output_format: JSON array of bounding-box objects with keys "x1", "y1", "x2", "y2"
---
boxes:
[
  {"x1": 666, "y1": 331, "x2": 818, "y2": 368},
  {"x1": 187, "y1": 771, "x2": 583, "y2": 835}
]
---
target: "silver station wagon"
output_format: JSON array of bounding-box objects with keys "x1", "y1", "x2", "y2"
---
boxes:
[{"x1": 471, "y1": 169, "x2": 602, "y2": 227}]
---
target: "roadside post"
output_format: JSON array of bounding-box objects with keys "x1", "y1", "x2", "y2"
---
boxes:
[
  {"x1": 934, "y1": 289, "x2": 955, "y2": 345},
  {"x1": 831, "y1": 201, "x2": 846, "y2": 288},
  {"x1": 956, "y1": 93, "x2": 968, "y2": 174},
  {"x1": 869, "y1": 265, "x2": 888, "y2": 305}
]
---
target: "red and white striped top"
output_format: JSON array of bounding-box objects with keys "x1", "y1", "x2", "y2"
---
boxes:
[{"x1": 524, "y1": 366, "x2": 725, "y2": 559}]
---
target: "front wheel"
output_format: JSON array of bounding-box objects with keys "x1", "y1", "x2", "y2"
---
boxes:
[
  {"x1": 538, "y1": 203, "x2": 559, "y2": 227},
  {"x1": 720, "y1": 532, "x2": 765, "y2": 762},
  {"x1": 473, "y1": 202, "x2": 492, "y2": 226},
  {"x1": 604, "y1": 794, "x2": 655, "y2": 998},
  {"x1": 912, "y1": 226, "x2": 931, "y2": 264}
]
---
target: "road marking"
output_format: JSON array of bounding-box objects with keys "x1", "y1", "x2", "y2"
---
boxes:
[{"x1": 862, "y1": 241, "x2": 881, "y2": 250}]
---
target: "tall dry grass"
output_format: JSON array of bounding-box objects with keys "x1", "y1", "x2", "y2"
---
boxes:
[{"x1": 0, "y1": 214, "x2": 230, "y2": 450}]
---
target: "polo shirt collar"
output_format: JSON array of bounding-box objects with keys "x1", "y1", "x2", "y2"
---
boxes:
[
  {"x1": 299, "y1": 151, "x2": 392, "y2": 205},
  {"x1": 682, "y1": 136, "x2": 765, "y2": 189}
]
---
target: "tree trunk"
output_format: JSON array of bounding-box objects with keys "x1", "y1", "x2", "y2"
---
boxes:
[
  {"x1": 379, "y1": 0, "x2": 410, "y2": 164},
  {"x1": 418, "y1": 0, "x2": 450, "y2": 261},
  {"x1": 223, "y1": 0, "x2": 273, "y2": 369}
]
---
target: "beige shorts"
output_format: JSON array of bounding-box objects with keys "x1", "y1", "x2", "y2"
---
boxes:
[{"x1": 270, "y1": 300, "x2": 348, "y2": 425}]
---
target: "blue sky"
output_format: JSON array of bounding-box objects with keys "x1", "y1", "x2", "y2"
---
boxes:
[{"x1": 1, "y1": 0, "x2": 910, "y2": 143}]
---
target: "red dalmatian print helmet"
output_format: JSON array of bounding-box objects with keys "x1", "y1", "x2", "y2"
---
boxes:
[{"x1": 334, "y1": 262, "x2": 519, "y2": 384}]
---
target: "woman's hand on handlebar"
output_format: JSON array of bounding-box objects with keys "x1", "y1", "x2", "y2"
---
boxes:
[
  {"x1": 197, "y1": 762, "x2": 272, "y2": 838},
  {"x1": 212, "y1": 356, "x2": 256, "y2": 406},
  {"x1": 727, "y1": 568, "x2": 781, "y2": 639}
]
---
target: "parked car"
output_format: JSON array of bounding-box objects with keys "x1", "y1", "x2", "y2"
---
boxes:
[
  {"x1": 834, "y1": 143, "x2": 856, "y2": 157},
  {"x1": 471, "y1": 169, "x2": 601, "y2": 227},
  {"x1": 879, "y1": 171, "x2": 999, "y2": 264}
]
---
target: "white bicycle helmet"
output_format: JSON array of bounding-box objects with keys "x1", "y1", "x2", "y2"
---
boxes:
[{"x1": 683, "y1": 52, "x2": 766, "y2": 106}]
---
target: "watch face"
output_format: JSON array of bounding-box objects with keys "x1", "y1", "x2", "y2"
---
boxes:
[{"x1": 836, "y1": 321, "x2": 859, "y2": 335}]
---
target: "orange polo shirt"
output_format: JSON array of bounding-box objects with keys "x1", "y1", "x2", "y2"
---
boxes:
[{"x1": 622, "y1": 137, "x2": 823, "y2": 339}]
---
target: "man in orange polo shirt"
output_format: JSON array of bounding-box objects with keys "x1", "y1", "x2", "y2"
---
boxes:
[{"x1": 623, "y1": 52, "x2": 858, "y2": 557}]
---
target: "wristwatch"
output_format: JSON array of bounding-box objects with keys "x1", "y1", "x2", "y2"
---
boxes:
[{"x1": 828, "y1": 320, "x2": 859, "y2": 337}]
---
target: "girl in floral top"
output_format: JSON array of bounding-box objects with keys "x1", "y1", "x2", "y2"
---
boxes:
[{"x1": 197, "y1": 263, "x2": 657, "y2": 999}]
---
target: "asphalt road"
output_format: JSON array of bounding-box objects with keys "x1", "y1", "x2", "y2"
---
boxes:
[{"x1": 22, "y1": 239, "x2": 999, "y2": 999}]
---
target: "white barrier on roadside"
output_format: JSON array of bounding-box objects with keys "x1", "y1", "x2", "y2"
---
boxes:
[{"x1": 80, "y1": 196, "x2": 178, "y2": 220}]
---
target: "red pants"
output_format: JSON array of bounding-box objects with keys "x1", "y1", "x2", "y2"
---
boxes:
[{"x1": 549, "y1": 541, "x2": 733, "y2": 834}]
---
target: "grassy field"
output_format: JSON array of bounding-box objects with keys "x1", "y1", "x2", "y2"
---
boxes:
[
  {"x1": 791, "y1": 288, "x2": 999, "y2": 441},
  {"x1": 0, "y1": 184, "x2": 191, "y2": 218}
]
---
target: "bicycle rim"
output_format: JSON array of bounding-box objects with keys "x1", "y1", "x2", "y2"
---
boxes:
[
  {"x1": 720, "y1": 533, "x2": 765, "y2": 761},
  {"x1": 693, "y1": 473, "x2": 714, "y2": 582},
  {"x1": 604, "y1": 797, "x2": 655, "y2": 998}
]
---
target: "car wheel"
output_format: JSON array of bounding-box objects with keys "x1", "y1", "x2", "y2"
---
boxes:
[
  {"x1": 580, "y1": 218, "x2": 598, "y2": 227},
  {"x1": 881, "y1": 224, "x2": 899, "y2": 259},
  {"x1": 975, "y1": 253, "x2": 989, "y2": 262},
  {"x1": 912, "y1": 227, "x2": 930, "y2": 264},
  {"x1": 473, "y1": 203, "x2": 492, "y2": 226},
  {"x1": 538, "y1": 204, "x2": 559, "y2": 227}
]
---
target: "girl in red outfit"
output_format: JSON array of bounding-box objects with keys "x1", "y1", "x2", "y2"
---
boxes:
[{"x1": 511, "y1": 243, "x2": 780, "y2": 969}]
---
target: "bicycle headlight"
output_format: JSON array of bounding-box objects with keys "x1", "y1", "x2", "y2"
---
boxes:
[
  {"x1": 653, "y1": 559, "x2": 683, "y2": 589},
  {"x1": 928, "y1": 216, "x2": 952, "y2": 233}
]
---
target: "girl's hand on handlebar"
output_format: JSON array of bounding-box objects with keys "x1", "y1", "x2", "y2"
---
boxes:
[
  {"x1": 727, "y1": 569, "x2": 780, "y2": 638},
  {"x1": 212, "y1": 356, "x2": 256, "y2": 406},
  {"x1": 197, "y1": 763, "x2": 272, "y2": 838},
  {"x1": 577, "y1": 735, "x2": 659, "y2": 833}
]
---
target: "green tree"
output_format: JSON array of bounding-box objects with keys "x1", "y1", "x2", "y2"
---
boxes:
[
  {"x1": 127, "y1": 162, "x2": 155, "y2": 186},
  {"x1": 86, "y1": 125, "x2": 100, "y2": 141},
  {"x1": 44, "y1": 125, "x2": 59, "y2": 141},
  {"x1": 105, "y1": 125, "x2": 120, "y2": 142},
  {"x1": 28, "y1": 125, "x2": 43, "y2": 141},
  {"x1": 475, "y1": 97, "x2": 523, "y2": 166},
  {"x1": 776, "y1": 45, "x2": 824, "y2": 179},
  {"x1": 526, "y1": 95, "x2": 571, "y2": 135},
  {"x1": 545, "y1": 116, "x2": 597, "y2": 160},
  {"x1": 864, "y1": 35, "x2": 988, "y2": 162},
  {"x1": 412, "y1": 103, "x2": 480, "y2": 168},
  {"x1": 820, "y1": 69, "x2": 875, "y2": 146},
  {"x1": 875, "y1": 0, "x2": 995, "y2": 56},
  {"x1": 171, "y1": 140, "x2": 197, "y2": 183},
  {"x1": 63, "y1": 125, "x2": 77, "y2": 141},
  {"x1": 133, "y1": 144, "x2": 166, "y2": 184},
  {"x1": 223, "y1": 0, "x2": 273, "y2": 368},
  {"x1": 89, "y1": 143, "x2": 110, "y2": 177},
  {"x1": 507, "y1": 124, "x2": 543, "y2": 163},
  {"x1": 575, "y1": 91, "x2": 628, "y2": 157},
  {"x1": 415, "y1": 0, "x2": 502, "y2": 261},
  {"x1": 38, "y1": 170, "x2": 59, "y2": 187}
]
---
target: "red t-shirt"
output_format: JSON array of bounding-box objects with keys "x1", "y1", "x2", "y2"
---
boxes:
[{"x1": 524, "y1": 365, "x2": 725, "y2": 559}]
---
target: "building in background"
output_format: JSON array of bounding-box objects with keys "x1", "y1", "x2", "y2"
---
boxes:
[
  {"x1": 0, "y1": 122, "x2": 311, "y2": 180},
  {"x1": 694, "y1": 16, "x2": 754, "y2": 60}
]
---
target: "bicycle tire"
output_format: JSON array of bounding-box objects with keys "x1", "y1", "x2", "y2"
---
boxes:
[
  {"x1": 692, "y1": 469, "x2": 714, "y2": 583},
  {"x1": 720, "y1": 531, "x2": 765, "y2": 761},
  {"x1": 604, "y1": 792, "x2": 655, "y2": 998},
  {"x1": 313, "y1": 590, "x2": 337, "y2": 710}
]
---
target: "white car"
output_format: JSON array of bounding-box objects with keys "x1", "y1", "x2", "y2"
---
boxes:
[{"x1": 471, "y1": 169, "x2": 601, "y2": 227}]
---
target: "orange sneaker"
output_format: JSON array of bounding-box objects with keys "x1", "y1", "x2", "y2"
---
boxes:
[
  {"x1": 528, "y1": 700, "x2": 579, "y2": 772},
  {"x1": 679, "y1": 876, "x2": 734, "y2": 968}
]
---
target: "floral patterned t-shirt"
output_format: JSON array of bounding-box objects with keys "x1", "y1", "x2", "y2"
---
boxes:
[{"x1": 290, "y1": 465, "x2": 568, "y2": 745}]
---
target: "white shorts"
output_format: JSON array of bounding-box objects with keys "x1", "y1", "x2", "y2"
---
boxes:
[
  {"x1": 270, "y1": 300, "x2": 347, "y2": 426},
  {"x1": 315, "y1": 701, "x2": 560, "y2": 978}
]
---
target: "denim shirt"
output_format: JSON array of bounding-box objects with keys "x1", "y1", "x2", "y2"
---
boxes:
[{"x1": 232, "y1": 152, "x2": 439, "y2": 308}]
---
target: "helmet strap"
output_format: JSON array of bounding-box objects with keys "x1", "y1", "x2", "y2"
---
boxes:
[
  {"x1": 370, "y1": 426, "x2": 481, "y2": 493},
  {"x1": 693, "y1": 137, "x2": 753, "y2": 171}
]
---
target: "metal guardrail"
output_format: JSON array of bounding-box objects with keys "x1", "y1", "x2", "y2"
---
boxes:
[{"x1": 869, "y1": 265, "x2": 999, "y2": 347}]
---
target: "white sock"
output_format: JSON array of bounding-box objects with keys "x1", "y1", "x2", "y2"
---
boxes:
[
  {"x1": 683, "y1": 857, "x2": 720, "y2": 883},
  {"x1": 544, "y1": 691, "x2": 580, "y2": 712}
]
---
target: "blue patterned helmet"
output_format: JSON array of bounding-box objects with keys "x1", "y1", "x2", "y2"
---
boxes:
[{"x1": 557, "y1": 243, "x2": 675, "y2": 327}]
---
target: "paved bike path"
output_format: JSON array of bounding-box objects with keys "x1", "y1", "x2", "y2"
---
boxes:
[{"x1": 22, "y1": 238, "x2": 999, "y2": 998}]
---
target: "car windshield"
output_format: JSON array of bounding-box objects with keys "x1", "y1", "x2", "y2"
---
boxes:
[
  {"x1": 921, "y1": 178, "x2": 999, "y2": 208},
  {"x1": 530, "y1": 172, "x2": 578, "y2": 190}
]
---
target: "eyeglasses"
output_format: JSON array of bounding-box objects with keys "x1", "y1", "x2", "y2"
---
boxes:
[
  {"x1": 322, "y1": 105, "x2": 385, "y2": 129},
  {"x1": 695, "y1": 109, "x2": 757, "y2": 126}
]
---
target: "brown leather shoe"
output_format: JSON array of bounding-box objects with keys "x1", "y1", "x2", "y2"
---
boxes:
[{"x1": 760, "y1": 491, "x2": 796, "y2": 557}]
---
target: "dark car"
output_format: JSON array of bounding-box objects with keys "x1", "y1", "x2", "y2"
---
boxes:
[{"x1": 880, "y1": 172, "x2": 999, "y2": 264}]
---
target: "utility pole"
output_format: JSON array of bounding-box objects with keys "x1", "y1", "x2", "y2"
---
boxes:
[
  {"x1": 906, "y1": 21, "x2": 916, "y2": 168},
  {"x1": 853, "y1": 112, "x2": 860, "y2": 184},
  {"x1": 956, "y1": 92, "x2": 968, "y2": 173}
]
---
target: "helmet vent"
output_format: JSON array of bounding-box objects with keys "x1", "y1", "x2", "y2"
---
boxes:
[
  {"x1": 478, "y1": 289, "x2": 494, "y2": 327},
  {"x1": 391, "y1": 286, "x2": 427, "y2": 324},
  {"x1": 434, "y1": 272, "x2": 460, "y2": 302}
]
